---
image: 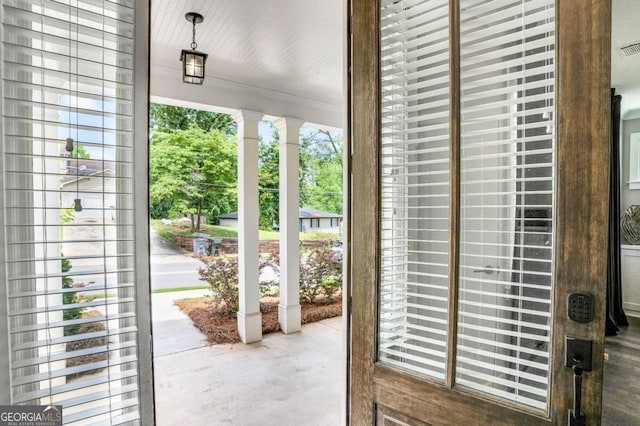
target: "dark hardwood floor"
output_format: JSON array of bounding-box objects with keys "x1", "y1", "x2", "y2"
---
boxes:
[{"x1": 603, "y1": 316, "x2": 640, "y2": 425}]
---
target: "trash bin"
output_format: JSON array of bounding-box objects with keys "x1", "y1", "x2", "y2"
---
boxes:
[
  {"x1": 192, "y1": 233, "x2": 208, "y2": 256},
  {"x1": 211, "y1": 238, "x2": 223, "y2": 256}
]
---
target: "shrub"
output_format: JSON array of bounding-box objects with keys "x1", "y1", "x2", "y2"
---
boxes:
[
  {"x1": 62, "y1": 256, "x2": 83, "y2": 336},
  {"x1": 199, "y1": 256, "x2": 240, "y2": 314},
  {"x1": 61, "y1": 257, "x2": 108, "y2": 379},
  {"x1": 299, "y1": 248, "x2": 342, "y2": 304},
  {"x1": 198, "y1": 254, "x2": 280, "y2": 315},
  {"x1": 259, "y1": 254, "x2": 279, "y2": 297},
  {"x1": 199, "y1": 248, "x2": 342, "y2": 314}
]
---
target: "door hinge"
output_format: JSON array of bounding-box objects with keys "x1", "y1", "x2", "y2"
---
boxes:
[{"x1": 348, "y1": 16, "x2": 353, "y2": 35}]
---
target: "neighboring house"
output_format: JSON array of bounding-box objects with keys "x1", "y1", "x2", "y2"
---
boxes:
[
  {"x1": 297, "y1": 207, "x2": 342, "y2": 233},
  {"x1": 60, "y1": 160, "x2": 116, "y2": 221},
  {"x1": 218, "y1": 207, "x2": 343, "y2": 234},
  {"x1": 217, "y1": 211, "x2": 240, "y2": 228}
]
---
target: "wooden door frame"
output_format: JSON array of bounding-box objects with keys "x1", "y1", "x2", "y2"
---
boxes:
[
  {"x1": 347, "y1": 0, "x2": 611, "y2": 424},
  {"x1": 348, "y1": 0, "x2": 379, "y2": 422},
  {"x1": 552, "y1": 1, "x2": 611, "y2": 423}
]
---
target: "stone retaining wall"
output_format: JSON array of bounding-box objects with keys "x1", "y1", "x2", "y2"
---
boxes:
[{"x1": 169, "y1": 232, "x2": 338, "y2": 256}]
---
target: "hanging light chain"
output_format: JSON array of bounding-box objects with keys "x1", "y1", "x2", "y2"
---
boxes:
[{"x1": 191, "y1": 17, "x2": 198, "y2": 49}]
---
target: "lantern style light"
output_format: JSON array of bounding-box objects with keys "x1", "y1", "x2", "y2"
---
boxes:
[{"x1": 180, "y1": 12, "x2": 208, "y2": 85}]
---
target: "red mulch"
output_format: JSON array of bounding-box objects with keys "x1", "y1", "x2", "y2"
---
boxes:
[
  {"x1": 175, "y1": 296, "x2": 342, "y2": 344},
  {"x1": 66, "y1": 310, "x2": 108, "y2": 380}
]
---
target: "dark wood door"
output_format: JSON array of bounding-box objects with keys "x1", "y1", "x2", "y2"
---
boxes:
[{"x1": 347, "y1": 0, "x2": 611, "y2": 424}]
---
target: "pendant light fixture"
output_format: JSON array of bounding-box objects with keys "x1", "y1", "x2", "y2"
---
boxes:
[{"x1": 180, "y1": 12, "x2": 208, "y2": 85}]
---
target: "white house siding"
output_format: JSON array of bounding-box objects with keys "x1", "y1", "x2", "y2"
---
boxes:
[
  {"x1": 61, "y1": 174, "x2": 117, "y2": 221},
  {"x1": 219, "y1": 216, "x2": 342, "y2": 234},
  {"x1": 219, "y1": 218, "x2": 238, "y2": 228},
  {"x1": 300, "y1": 217, "x2": 342, "y2": 234}
]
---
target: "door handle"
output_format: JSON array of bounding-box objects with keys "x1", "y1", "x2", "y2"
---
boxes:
[
  {"x1": 569, "y1": 365, "x2": 585, "y2": 426},
  {"x1": 565, "y1": 337, "x2": 592, "y2": 426},
  {"x1": 472, "y1": 265, "x2": 495, "y2": 275}
]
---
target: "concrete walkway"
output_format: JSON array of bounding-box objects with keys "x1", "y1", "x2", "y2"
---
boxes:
[
  {"x1": 152, "y1": 289, "x2": 344, "y2": 426},
  {"x1": 152, "y1": 289, "x2": 212, "y2": 356}
]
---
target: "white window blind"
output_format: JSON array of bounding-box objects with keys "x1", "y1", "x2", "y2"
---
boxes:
[
  {"x1": 1, "y1": 0, "x2": 142, "y2": 423},
  {"x1": 378, "y1": 0, "x2": 451, "y2": 381},
  {"x1": 377, "y1": 0, "x2": 556, "y2": 409},
  {"x1": 455, "y1": 0, "x2": 555, "y2": 411}
]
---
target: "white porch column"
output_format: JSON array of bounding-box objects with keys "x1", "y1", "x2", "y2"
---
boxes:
[
  {"x1": 274, "y1": 117, "x2": 304, "y2": 334},
  {"x1": 232, "y1": 110, "x2": 264, "y2": 343}
]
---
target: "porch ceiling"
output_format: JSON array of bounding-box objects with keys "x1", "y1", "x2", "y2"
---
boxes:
[{"x1": 150, "y1": 0, "x2": 345, "y2": 128}]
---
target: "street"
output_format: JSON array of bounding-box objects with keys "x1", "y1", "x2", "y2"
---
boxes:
[
  {"x1": 150, "y1": 226, "x2": 204, "y2": 290},
  {"x1": 66, "y1": 227, "x2": 278, "y2": 292},
  {"x1": 150, "y1": 256, "x2": 203, "y2": 290}
]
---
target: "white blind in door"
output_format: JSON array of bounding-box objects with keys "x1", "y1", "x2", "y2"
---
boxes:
[
  {"x1": 378, "y1": 0, "x2": 451, "y2": 381},
  {"x1": 1, "y1": 0, "x2": 141, "y2": 423},
  {"x1": 455, "y1": 0, "x2": 555, "y2": 411}
]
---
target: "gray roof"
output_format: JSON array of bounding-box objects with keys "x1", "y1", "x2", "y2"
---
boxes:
[
  {"x1": 217, "y1": 212, "x2": 240, "y2": 219},
  {"x1": 298, "y1": 207, "x2": 342, "y2": 218},
  {"x1": 62, "y1": 159, "x2": 116, "y2": 184},
  {"x1": 218, "y1": 207, "x2": 342, "y2": 220}
]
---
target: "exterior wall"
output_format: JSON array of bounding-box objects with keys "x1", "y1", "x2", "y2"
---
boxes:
[
  {"x1": 61, "y1": 175, "x2": 117, "y2": 221},
  {"x1": 300, "y1": 217, "x2": 342, "y2": 234},
  {"x1": 219, "y1": 216, "x2": 343, "y2": 233},
  {"x1": 219, "y1": 218, "x2": 238, "y2": 228}
]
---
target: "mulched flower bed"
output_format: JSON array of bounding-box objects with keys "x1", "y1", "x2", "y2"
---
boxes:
[
  {"x1": 66, "y1": 309, "x2": 108, "y2": 380},
  {"x1": 175, "y1": 296, "x2": 342, "y2": 344}
]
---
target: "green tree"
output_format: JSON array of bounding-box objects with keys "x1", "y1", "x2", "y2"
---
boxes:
[
  {"x1": 300, "y1": 130, "x2": 343, "y2": 214},
  {"x1": 71, "y1": 144, "x2": 90, "y2": 159},
  {"x1": 258, "y1": 136, "x2": 280, "y2": 230},
  {"x1": 150, "y1": 103, "x2": 237, "y2": 135},
  {"x1": 303, "y1": 129, "x2": 342, "y2": 158},
  {"x1": 304, "y1": 156, "x2": 343, "y2": 214},
  {"x1": 150, "y1": 128, "x2": 237, "y2": 231},
  {"x1": 257, "y1": 125, "x2": 343, "y2": 228}
]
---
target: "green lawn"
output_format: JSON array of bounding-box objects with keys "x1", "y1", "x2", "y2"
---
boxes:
[
  {"x1": 151, "y1": 286, "x2": 210, "y2": 294},
  {"x1": 151, "y1": 219, "x2": 337, "y2": 241}
]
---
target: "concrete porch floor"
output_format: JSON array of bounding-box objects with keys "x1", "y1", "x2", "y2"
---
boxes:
[{"x1": 153, "y1": 295, "x2": 344, "y2": 426}]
